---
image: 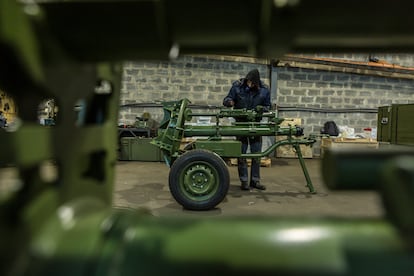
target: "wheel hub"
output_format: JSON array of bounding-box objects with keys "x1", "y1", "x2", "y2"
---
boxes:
[{"x1": 183, "y1": 164, "x2": 216, "y2": 196}]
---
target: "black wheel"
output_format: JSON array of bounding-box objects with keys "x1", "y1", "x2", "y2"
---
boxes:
[{"x1": 169, "y1": 149, "x2": 230, "y2": 210}]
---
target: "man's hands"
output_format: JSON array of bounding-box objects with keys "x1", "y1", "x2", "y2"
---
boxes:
[
  {"x1": 223, "y1": 98, "x2": 235, "y2": 107},
  {"x1": 255, "y1": 105, "x2": 263, "y2": 113}
]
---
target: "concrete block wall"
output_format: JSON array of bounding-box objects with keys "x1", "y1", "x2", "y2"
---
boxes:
[
  {"x1": 275, "y1": 66, "x2": 414, "y2": 135},
  {"x1": 119, "y1": 55, "x2": 270, "y2": 125},
  {"x1": 120, "y1": 54, "x2": 414, "y2": 157}
]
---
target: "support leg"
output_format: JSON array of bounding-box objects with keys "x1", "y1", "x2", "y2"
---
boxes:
[{"x1": 293, "y1": 143, "x2": 316, "y2": 193}]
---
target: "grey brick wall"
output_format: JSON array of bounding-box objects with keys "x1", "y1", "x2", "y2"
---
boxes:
[
  {"x1": 119, "y1": 55, "x2": 270, "y2": 124},
  {"x1": 119, "y1": 54, "x2": 414, "y2": 153},
  {"x1": 275, "y1": 66, "x2": 414, "y2": 135}
]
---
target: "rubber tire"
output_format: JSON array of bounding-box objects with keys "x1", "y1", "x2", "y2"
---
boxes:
[{"x1": 169, "y1": 149, "x2": 230, "y2": 210}]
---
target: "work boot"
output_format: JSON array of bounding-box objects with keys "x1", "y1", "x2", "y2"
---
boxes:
[
  {"x1": 250, "y1": 181, "x2": 266, "y2": 190},
  {"x1": 241, "y1": 181, "x2": 250, "y2": 191}
]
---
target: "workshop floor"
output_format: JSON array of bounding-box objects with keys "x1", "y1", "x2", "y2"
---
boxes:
[{"x1": 113, "y1": 158, "x2": 384, "y2": 219}]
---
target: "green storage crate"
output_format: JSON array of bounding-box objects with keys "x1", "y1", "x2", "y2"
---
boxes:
[
  {"x1": 377, "y1": 104, "x2": 414, "y2": 146},
  {"x1": 377, "y1": 105, "x2": 393, "y2": 143},
  {"x1": 119, "y1": 137, "x2": 162, "y2": 161},
  {"x1": 394, "y1": 104, "x2": 414, "y2": 146}
]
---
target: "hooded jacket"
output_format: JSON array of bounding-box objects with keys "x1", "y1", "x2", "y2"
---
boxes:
[{"x1": 223, "y1": 71, "x2": 271, "y2": 119}]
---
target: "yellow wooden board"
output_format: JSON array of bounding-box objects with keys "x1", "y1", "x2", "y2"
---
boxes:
[{"x1": 229, "y1": 157, "x2": 272, "y2": 167}]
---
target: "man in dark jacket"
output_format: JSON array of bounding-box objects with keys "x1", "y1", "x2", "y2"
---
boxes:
[{"x1": 223, "y1": 69, "x2": 271, "y2": 191}]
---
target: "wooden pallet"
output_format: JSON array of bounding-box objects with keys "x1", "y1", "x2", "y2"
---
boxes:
[{"x1": 228, "y1": 157, "x2": 272, "y2": 167}]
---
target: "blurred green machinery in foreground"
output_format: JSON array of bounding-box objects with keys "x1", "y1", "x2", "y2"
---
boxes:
[{"x1": 1, "y1": 1, "x2": 414, "y2": 275}]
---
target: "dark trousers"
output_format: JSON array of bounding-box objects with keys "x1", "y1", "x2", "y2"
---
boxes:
[{"x1": 237, "y1": 136, "x2": 262, "y2": 184}]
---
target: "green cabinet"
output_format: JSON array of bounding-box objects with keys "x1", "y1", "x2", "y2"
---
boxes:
[
  {"x1": 119, "y1": 137, "x2": 163, "y2": 161},
  {"x1": 377, "y1": 104, "x2": 414, "y2": 146},
  {"x1": 377, "y1": 105, "x2": 393, "y2": 143},
  {"x1": 394, "y1": 104, "x2": 414, "y2": 146}
]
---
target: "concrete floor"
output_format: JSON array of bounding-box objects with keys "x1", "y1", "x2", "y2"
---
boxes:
[{"x1": 113, "y1": 157, "x2": 384, "y2": 219}]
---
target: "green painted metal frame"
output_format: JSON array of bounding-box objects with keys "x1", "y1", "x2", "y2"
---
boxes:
[{"x1": 151, "y1": 98, "x2": 317, "y2": 193}]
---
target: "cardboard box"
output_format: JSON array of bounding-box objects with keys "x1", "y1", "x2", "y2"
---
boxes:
[
  {"x1": 275, "y1": 118, "x2": 313, "y2": 158},
  {"x1": 275, "y1": 135, "x2": 313, "y2": 158},
  {"x1": 280, "y1": 118, "x2": 302, "y2": 127}
]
